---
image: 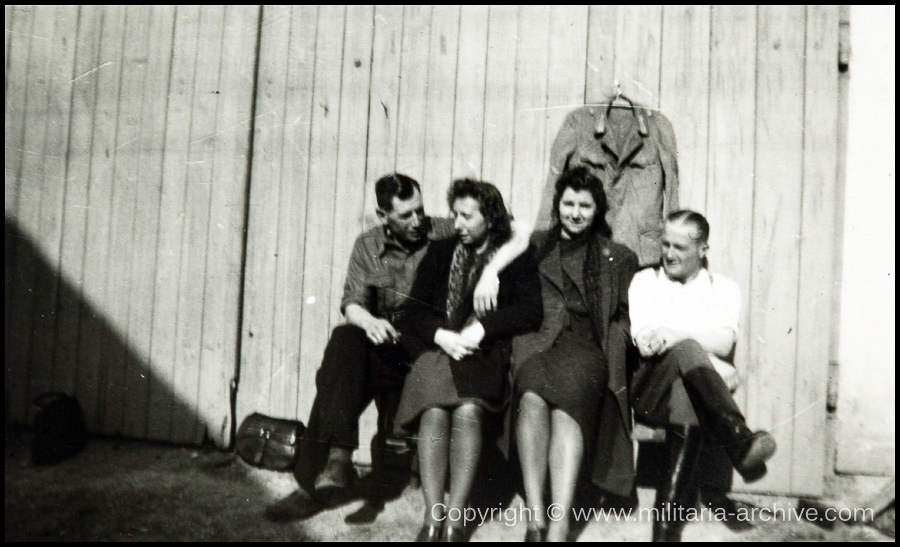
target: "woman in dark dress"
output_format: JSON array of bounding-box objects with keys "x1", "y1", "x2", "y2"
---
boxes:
[
  {"x1": 396, "y1": 179, "x2": 542, "y2": 542},
  {"x1": 512, "y1": 167, "x2": 638, "y2": 541}
]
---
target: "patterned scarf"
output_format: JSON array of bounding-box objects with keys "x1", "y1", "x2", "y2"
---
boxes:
[{"x1": 445, "y1": 241, "x2": 498, "y2": 331}]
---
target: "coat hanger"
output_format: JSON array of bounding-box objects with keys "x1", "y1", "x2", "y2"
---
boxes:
[
  {"x1": 595, "y1": 79, "x2": 649, "y2": 137},
  {"x1": 610, "y1": 79, "x2": 633, "y2": 108}
]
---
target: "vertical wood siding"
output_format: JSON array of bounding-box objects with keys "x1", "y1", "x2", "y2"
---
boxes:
[
  {"x1": 5, "y1": 5, "x2": 259, "y2": 447},
  {"x1": 5, "y1": 6, "x2": 840, "y2": 496}
]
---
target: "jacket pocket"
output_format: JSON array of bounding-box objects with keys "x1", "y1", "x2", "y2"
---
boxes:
[
  {"x1": 627, "y1": 147, "x2": 663, "y2": 189},
  {"x1": 628, "y1": 143, "x2": 659, "y2": 169}
]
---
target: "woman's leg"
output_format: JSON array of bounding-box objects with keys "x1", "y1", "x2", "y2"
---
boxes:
[
  {"x1": 418, "y1": 407, "x2": 451, "y2": 526},
  {"x1": 445, "y1": 403, "x2": 484, "y2": 531},
  {"x1": 546, "y1": 408, "x2": 584, "y2": 542},
  {"x1": 517, "y1": 391, "x2": 551, "y2": 532}
]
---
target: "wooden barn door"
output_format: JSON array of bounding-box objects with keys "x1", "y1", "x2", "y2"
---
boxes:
[
  {"x1": 235, "y1": 6, "x2": 840, "y2": 497},
  {"x1": 5, "y1": 5, "x2": 839, "y2": 497},
  {"x1": 5, "y1": 5, "x2": 259, "y2": 448}
]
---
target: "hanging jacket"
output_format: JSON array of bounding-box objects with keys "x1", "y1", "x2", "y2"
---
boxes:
[{"x1": 536, "y1": 104, "x2": 679, "y2": 267}]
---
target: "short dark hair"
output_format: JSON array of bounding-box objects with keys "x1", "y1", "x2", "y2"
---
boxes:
[
  {"x1": 447, "y1": 178, "x2": 512, "y2": 246},
  {"x1": 552, "y1": 166, "x2": 610, "y2": 236},
  {"x1": 666, "y1": 210, "x2": 710, "y2": 243},
  {"x1": 375, "y1": 173, "x2": 420, "y2": 212}
]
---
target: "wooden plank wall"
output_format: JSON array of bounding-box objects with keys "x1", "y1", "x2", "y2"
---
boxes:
[
  {"x1": 4, "y1": 5, "x2": 259, "y2": 447},
  {"x1": 6, "y1": 6, "x2": 841, "y2": 496},
  {"x1": 235, "y1": 5, "x2": 841, "y2": 496}
]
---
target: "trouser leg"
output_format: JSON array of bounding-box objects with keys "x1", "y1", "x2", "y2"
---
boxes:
[
  {"x1": 652, "y1": 425, "x2": 702, "y2": 542},
  {"x1": 667, "y1": 340, "x2": 775, "y2": 480},
  {"x1": 632, "y1": 339, "x2": 737, "y2": 427},
  {"x1": 294, "y1": 324, "x2": 374, "y2": 489}
]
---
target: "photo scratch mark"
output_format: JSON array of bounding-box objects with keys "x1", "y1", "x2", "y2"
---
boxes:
[
  {"x1": 190, "y1": 102, "x2": 287, "y2": 145},
  {"x1": 767, "y1": 396, "x2": 826, "y2": 432},
  {"x1": 114, "y1": 136, "x2": 140, "y2": 150},
  {"x1": 5, "y1": 29, "x2": 49, "y2": 40},
  {"x1": 70, "y1": 61, "x2": 114, "y2": 83},
  {"x1": 5, "y1": 147, "x2": 65, "y2": 160}
]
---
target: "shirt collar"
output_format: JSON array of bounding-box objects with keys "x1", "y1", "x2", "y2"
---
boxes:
[
  {"x1": 661, "y1": 267, "x2": 712, "y2": 287},
  {"x1": 377, "y1": 217, "x2": 438, "y2": 257}
]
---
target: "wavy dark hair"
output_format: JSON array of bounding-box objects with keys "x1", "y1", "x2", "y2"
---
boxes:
[
  {"x1": 551, "y1": 166, "x2": 610, "y2": 236},
  {"x1": 447, "y1": 178, "x2": 512, "y2": 246}
]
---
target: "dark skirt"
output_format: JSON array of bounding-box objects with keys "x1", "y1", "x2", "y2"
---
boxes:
[
  {"x1": 514, "y1": 331, "x2": 608, "y2": 447},
  {"x1": 395, "y1": 342, "x2": 510, "y2": 431}
]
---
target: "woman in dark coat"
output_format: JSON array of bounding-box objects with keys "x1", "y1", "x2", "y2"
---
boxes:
[
  {"x1": 512, "y1": 167, "x2": 638, "y2": 541},
  {"x1": 396, "y1": 179, "x2": 542, "y2": 542}
]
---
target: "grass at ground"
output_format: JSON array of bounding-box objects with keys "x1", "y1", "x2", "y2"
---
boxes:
[{"x1": 4, "y1": 432, "x2": 892, "y2": 542}]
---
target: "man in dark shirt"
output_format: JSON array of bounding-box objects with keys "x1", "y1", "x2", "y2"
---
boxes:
[{"x1": 267, "y1": 173, "x2": 527, "y2": 521}]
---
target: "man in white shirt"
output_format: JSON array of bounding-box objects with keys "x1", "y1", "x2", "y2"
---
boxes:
[{"x1": 628, "y1": 210, "x2": 776, "y2": 542}]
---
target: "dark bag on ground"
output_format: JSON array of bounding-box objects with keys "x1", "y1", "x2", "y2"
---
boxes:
[
  {"x1": 235, "y1": 413, "x2": 305, "y2": 471},
  {"x1": 31, "y1": 392, "x2": 88, "y2": 465}
]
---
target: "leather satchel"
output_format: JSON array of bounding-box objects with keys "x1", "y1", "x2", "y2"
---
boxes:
[
  {"x1": 234, "y1": 413, "x2": 305, "y2": 471},
  {"x1": 32, "y1": 392, "x2": 88, "y2": 465}
]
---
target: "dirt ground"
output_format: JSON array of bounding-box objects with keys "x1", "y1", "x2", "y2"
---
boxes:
[{"x1": 5, "y1": 431, "x2": 893, "y2": 542}]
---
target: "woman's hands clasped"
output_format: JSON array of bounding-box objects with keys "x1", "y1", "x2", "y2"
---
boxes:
[{"x1": 435, "y1": 321, "x2": 485, "y2": 361}]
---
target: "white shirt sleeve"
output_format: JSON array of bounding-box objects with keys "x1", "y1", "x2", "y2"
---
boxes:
[
  {"x1": 628, "y1": 268, "x2": 658, "y2": 341},
  {"x1": 711, "y1": 274, "x2": 741, "y2": 335}
]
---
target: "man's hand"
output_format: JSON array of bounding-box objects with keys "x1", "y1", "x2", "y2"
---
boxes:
[
  {"x1": 654, "y1": 327, "x2": 686, "y2": 354},
  {"x1": 635, "y1": 327, "x2": 687, "y2": 358},
  {"x1": 363, "y1": 317, "x2": 399, "y2": 346},
  {"x1": 459, "y1": 321, "x2": 486, "y2": 348},
  {"x1": 473, "y1": 267, "x2": 500, "y2": 317},
  {"x1": 434, "y1": 328, "x2": 479, "y2": 361},
  {"x1": 635, "y1": 327, "x2": 665, "y2": 358}
]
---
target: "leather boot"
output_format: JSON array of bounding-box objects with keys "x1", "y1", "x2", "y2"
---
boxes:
[
  {"x1": 682, "y1": 368, "x2": 776, "y2": 481},
  {"x1": 443, "y1": 525, "x2": 466, "y2": 542},
  {"x1": 314, "y1": 446, "x2": 356, "y2": 503},
  {"x1": 416, "y1": 523, "x2": 444, "y2": 542},
  {"x1": 652, "y1": 425, "x2": 701, "y2": 542}
]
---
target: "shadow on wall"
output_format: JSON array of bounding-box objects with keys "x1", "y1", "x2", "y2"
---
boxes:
[
  {"x1": 4, "y1": 216, "x2": 429, "y2": 541},
  {"x1": 5, "y1": 216, "x2": 215, "y2": 444},
  {"x1": 3, "y1": 216, "x2": 322, "y2": 541}
]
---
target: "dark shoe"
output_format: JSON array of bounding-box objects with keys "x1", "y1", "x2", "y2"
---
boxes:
[
  {"x1": 264, "y1": 489, "x2": 323, "y2": 523},
  {"x1": 524, "y1": 527, "x2": 547, "y2": 542},
  {"x1": 681, "y1": 368, "x2": 776, "y2": 479},
  {"x1": 443, "y1": 525, "x2": 466, "y2": 542},
  {"x1": 416, "y1": 523, "x2": 444, "y2": 542},
  {"x1": 344, "y1": 501, "x2": 385, "y2": 525},
  {"x1": 314, "y1": 448, "x2": 356, "y2": 503},
  {"x1": 738, "y1": 462, "x2": 768, "y2": 483},
  {"x1": 652, "y1": 425, "x2": 702, "y2": 542},
  {"x1": 733, "y1": 431, "x2": 776, "y2": 480}
]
